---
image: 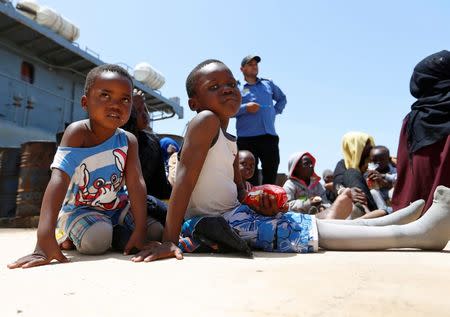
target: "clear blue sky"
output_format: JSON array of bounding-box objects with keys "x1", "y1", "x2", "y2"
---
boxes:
[{"x1": 26, "y1": 0, "x2": 450, "y2": 175}]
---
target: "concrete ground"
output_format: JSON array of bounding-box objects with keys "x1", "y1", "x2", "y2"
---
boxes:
[{"x1": 1, "y1": 229, "x2": 449, "y2": 317}]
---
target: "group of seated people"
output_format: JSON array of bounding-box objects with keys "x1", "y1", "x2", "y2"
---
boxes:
[
  {"x1": 262, "y1": 132, "x2": 399, "y2": 221},
  {"x1": 238, "y1": 136, "x2": 397, "y2": 223},
  {"x1": 83, "y1": 55, "x2": 449, "y2": 258},
  {"x1": 8, "y1": 53, "x2": 450, "y2": 269},
  {"x1": 78, "y1": 91, "x2": 401, "y2": 225},
  {"x1": 117, "y1": 90, "x2": 403, "y2": 253},
  {"x1": 123, "y1": 91, "x2": 440, "y2": 244}
]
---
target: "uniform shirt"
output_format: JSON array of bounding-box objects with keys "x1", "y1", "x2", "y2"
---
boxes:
[{"x1": 235, "y1": 78, "x2": 286, "y2": 137}]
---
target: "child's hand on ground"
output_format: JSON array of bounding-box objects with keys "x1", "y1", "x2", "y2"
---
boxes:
[
  {"x1": 246, "y1": 102, "x2": 260, "y2": 113},
  {"x1": 253, "y1": 193, "x2": 279, "y2": 216},
  {"x1": 7, "y1": 235, "x2": 69, "y2": 269},
  {"x1": 123, "y1": 228, "x2": 147, "y2": 255},
  {"x1": 131, "y1": 241, "x2": 183, "y2": 262}
]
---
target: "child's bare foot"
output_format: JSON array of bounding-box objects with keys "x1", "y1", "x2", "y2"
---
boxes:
[
  {"x1": 60, "y1": 239, "x2": 75, "y2": 250},
  {"x1": 316, "y1": 188, "x2": 353, "y2": 219}
]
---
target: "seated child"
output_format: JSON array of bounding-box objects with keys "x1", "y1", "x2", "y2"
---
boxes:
[
  {"x1": 283, "y1": 152, "x2": 331, "y2": 214},
  {"x1": 239, "y1": 149, "x2": 288, "y2": 212},
  {"x1": 8, "y1": 64, "x2": 161, "y2": 269},
  {"x1": 131, "y1": 59, "x2": 450, "y2": 263},
  {"x1": 322, "y1": 169, "x2": 337, "y2": 203},
  {"x1": 122, "y1": 90, "x2": 172, "y2": 200},
  {"x1": 159, "y1": 137, "x2": 180, "y2": 176},
  {"x1": 366, "y1": 145, "x2": 397, "y2": 214},
  {"x1": 238, "y1": 150, "x2": 255, "y2": 191},
  {"x1": 333, "y1": 132, "x2": 378, "y2": 211}
]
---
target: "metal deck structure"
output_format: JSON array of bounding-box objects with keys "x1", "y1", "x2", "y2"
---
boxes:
[{"x1": 0, "y1": 2, "x2": 183, "y2": 121}]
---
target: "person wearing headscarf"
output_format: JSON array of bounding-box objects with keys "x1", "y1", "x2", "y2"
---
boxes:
[
  {"x1": 159, "y1": 137, "x2": 180, "y2": 175},
  {"x1": 333, "y1": 131, "x2": 378, "y2": 211},
  {"x1": 391, "y1": 50, "x2": 450, "y2": 214},
  {"x1": 283, "y1": 151, "x2": 330, "y2": 213}
]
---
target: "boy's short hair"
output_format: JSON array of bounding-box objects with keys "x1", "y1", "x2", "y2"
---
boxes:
[
  {"x1": 185, "y1": 59, "x2": 226, "y2": 98},
  {"x1": 84, "y1": 64, "x2": 134, "y2": 95}
]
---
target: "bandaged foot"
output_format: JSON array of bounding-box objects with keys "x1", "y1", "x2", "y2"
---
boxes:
[
  {"x1": 322, "y1": 199, "x2": 425, "y2": 226},
  {"x1": 406, "y1": 186, "x2": 450, "y2": 250},
  {"x1": 317, "y1": 186, "x2": 450, "y2": 251}
]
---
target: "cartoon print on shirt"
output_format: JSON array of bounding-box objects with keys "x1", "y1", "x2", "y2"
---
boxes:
[{"x1": 75, "y1": 149, "x2": 127, "y2": 210}]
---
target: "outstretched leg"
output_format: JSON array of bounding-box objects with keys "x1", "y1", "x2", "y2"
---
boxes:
[
  {"x1": 317, "y1": 186, "x2": 450, "y2": 251},
  {"x1": 321, "y1": 199, "x2": 425, "y2": 226}
]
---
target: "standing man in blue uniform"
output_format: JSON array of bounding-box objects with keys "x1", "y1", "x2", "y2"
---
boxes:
[{"x1": 236, "y1": 55, "x2": 287, "y2": 185}]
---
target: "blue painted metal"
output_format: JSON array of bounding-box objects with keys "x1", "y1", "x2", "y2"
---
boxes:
[{"x1": 0, "y1": 1, "x2": 183, "y2": 142}]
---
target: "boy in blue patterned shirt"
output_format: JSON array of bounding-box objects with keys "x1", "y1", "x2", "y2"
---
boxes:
[{"x1": 9, "y1": 64, "x2": 156, "y2": 269}]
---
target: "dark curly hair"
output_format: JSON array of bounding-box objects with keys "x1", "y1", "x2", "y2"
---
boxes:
[
  {"x1": 185, "y1": 59, "x2": 226, "y2": 98},
  {"x1": 84, "y1": 64, "x2": 133, "y2": 95}
]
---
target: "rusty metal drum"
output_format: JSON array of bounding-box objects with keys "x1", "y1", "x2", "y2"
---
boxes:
[
  {"x1": 0, "y1": 147, "x2": 21, "y2": 218},
  {"x1": 15, "y1": 141, "x2": 56, "y2": 217}
]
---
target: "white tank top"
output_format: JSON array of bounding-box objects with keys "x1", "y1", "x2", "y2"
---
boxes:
[{"x1": 185, "y1": 129, "x2": 240, "y2": 218}]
